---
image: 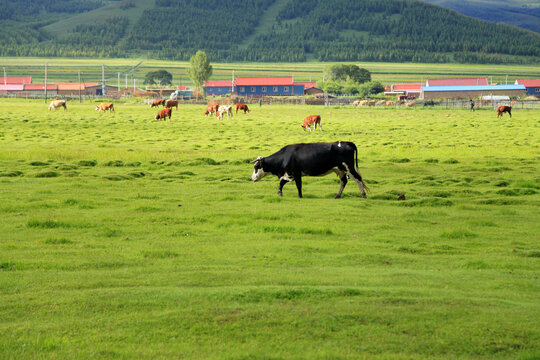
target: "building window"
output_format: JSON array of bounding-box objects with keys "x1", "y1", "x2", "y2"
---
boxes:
[
  {"x1": 250, "y1": 87, "x2": 256, "y2": 92},
  {"x1": 284, "y1": 86, "x2": 289, "y2": 92},
  {"x1": 262, "y1": 87, "x2": 267, "y2": 92},
  {"x1": 536, "y1": 88, "x2": 540, "y2": 92},
  {"x1": 240, "y1": 87, "x2": 245, "y2": 92},
  {"x1": 273, "y1": 86, "x2": 278, "y2": 92}
]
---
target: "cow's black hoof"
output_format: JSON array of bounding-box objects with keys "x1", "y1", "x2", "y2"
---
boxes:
[
  {"x1": 277, "y1": 191, "x2": 283, "y2": 197},
  {"x1": 334, "y1": 195, "x2": 341, "y2": 199}
]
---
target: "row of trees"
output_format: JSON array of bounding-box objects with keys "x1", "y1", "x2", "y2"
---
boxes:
[{"x1": 2, "y1": 0, "x2": 540, "y2": 63}]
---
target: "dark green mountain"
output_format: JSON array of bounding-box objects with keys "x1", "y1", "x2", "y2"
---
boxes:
[{"x1": 1, "y1": 0, "x2": 539, "y2": 63}]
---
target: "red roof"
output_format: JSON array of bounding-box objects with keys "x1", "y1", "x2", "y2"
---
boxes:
[
  {"x1": 0, "y1": 76, "x2": 32, "y2": 85},
  {"x1": 235, "y1": 76, "x2": 294, "y2": 86},
  {"x1": 0, "y1": 84, "x2": 24, "y2": 91},
  {"x1": 25, "y1": 84, "x2": 57, "y2": 90},
  {"x1": 294, "y1": 82, "x2": 317, "y2": 88},
  {"x1": 427, "y1": 78, "x2": 488, "y2": 86},
  {"x1": 177, "y1": 85, "x2": 187, "y2": 90},
  {"x1": 393, "y1": 82, "x2": 423, "y2": 91},
  {"x1": 515, "y1": 79, "x2": 540, "y2": 87},
  {"x1": 204, "y1": 80, "x2": 233, "y2": 87},
  {"x1": 56, "y1": 82, "x2": 99, "y2": 90}
]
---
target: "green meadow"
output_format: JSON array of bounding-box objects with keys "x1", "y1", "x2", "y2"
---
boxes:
[
  {"x1": 2, "y1": 57, "x2": 540, "y2": 85},
  {"x1": 0, "y1": 99, "x2": 539, "y2": 359}
]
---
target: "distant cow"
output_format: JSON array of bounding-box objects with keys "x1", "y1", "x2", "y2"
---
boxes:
[
  {"x1": 405, "y1": 102, "x2": 416, "y2": 108},
  {"x1": 165, "y1": 99, "x2": 178, "y2": 110},
  {"x1": 48, "y1": 99, "x2": 67, "y2": 111},
  {"x1": 302, "y1": 115, "x2": 322, "y2": 132},
  {"x1": 217, "y1": 105, "x2": 233, "y2": 120},
  {"x1": 385, "y1": 100, "x2": 394, "y2": 106},
  {"x1": 151, "y1": 99, "x2": 166, "y2": 108},
  {"x1": 95, "y1": 102, "x2": 115, "y2": 112},
  {"x1": 155, "y1": 107, "x2": 172, "y2": 121},
  {"x1": 205, "y1": 104, "x2": 219, "y2": 116},
  {"x1": 496, "y1": 105, "x2": 512, "y2": 118},
  {"x1": 251, "y1": 141, "x2": 368, "y2": 199},
  {"x1": 235, "y1": 103, "x2": 250, "y2": 114}
]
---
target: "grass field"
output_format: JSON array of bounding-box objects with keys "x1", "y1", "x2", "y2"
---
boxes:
[
  {"x1": 2, "y1": 57, "x2": 540, "y2": 87},
  {"x1": 0, "y1": 99, "x2": 539, "y2": 359}
]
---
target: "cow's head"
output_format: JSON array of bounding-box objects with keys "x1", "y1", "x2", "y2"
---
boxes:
[
  {"x1": 95, "y1": 106, "x2": 99, "y2": 111},
  {"x1": 251, "y1": 156, "x2": 267, "y2": 181}
]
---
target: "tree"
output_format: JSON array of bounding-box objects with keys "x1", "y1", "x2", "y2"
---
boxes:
[
  {"x1": 324, "y1": 64, "x2": 371, "y2": 84},
  {"x1": 144, "y1": 70, "x2": 172, "y2": 85},
  {"x1": 188, "y1": 50, "x2": 212, "y2": 96}
]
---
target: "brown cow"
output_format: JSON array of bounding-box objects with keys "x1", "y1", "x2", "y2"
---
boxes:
[
  {"x1": 205, "y1": 104, "x2": 219, "y2": 116},
  {"x1": 95, "y1": 102, "x2": 115, "y2": 112},
  {"x1": 155, "y1": 107, "x2": 172, "y2": 121},
  {"x1": 165, "y1": 99, "x2": 178, "y2": 110},
  {"x1": 496, "y1": 105, "x2": 512, "y2": 118},
  {"x1": 151, "y1": 99, "x2": 166, "y2": 108},
  {"x1": 235, "y1": 103, "x2": 250, "y2": 114},
  {"x1": 302, "y1": 115, "x2": 322, "y2": 132}
]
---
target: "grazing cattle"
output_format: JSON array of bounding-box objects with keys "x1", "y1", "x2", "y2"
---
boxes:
[
  {"x1": 376, "y1": 100, "x2": 386, "y2": 106},
  {"x1": 405, "y1": 102, "x2": 416, "y2": 108},
  {"x1": 302, "y1": 115, "x2": 322, "y2": 132},
  {"x1": 496, "y1": 105, "x2": 512, "y2": 118},
  {"x1": 95, "y1": 102, "x2": 115, "y2": 112},
  {"x1": 151, "y1": 99, "x2": 166, "y2": 108},
  {"x1": 251, "y1": 141, "x2": 368, "y2": 199},
  {"x1": 423, "y1": 100, "x2": 435, "y2": 107},
  {"x1": 235, "y1": 103, "x2": 250, "y2": 114},
  {"x1": 48, "y1": 99, "x2": 67, "y2": 111},
  {"x1": 217, "y1": 105, "x2": 233, "y2": 120},
  {"x1": 205, "y1": 104, "x2": 219, "y2": 117},
  {"x1": 367, "y1": 100, "x2": 376, "y2": 106},
  {"x1": 155, "y1": 107, "x2": 172, "y2": 121},
  {"x1": 165, "y1": 99, "x2": 178, "y2": 110},
  {"x1": 352, "y1": 100, "x2": 361, "y2": 107},
  {"x1": 385, "y1": 100, "x2": 395, "y2": 106}
]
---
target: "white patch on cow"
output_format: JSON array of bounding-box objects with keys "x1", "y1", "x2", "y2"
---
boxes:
[
  {"x1": 280, "y1": 173, "x2": 294, "y2": 182},
  {"x1": 338, "y1": 141, "x2": 341, "y2": 147},
  {"x1": 252, "y1": 168, "x2": 267, "y2": 182}
]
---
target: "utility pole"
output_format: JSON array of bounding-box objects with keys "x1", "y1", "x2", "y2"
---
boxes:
[
  {"x1": 505, "y1": 75, "x2": 508, "y2": 85},
  {"x1": 118, "y1": 72, "x2": 120, "y2": 95},
  {"x1": 44, "y1": 63, "x2": 48, "y2": 103},
  {"x1": 3, "y1": 67, "x2": 6, "y2": 85},
  {"x1": 78, "y1": 70, "x2": 82, "y2": 103},
  {"x1": 125, "y1": 74, "x2": 128, "y2": 91},
  {"x1": 102, "y1": 63, "x2": 106, "y2": 97},
  {"x1": 232, "y1": 70, "x2": 234, "y2": 93}
]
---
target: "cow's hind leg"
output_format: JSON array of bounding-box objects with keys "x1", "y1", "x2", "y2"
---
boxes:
[{"x1": 343, "y1": 162, "x2": 368, "y2": 198}]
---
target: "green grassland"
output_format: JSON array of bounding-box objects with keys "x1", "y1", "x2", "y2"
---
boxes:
[
  {"x1": 0, "y1": 99, "x2": 539, "y2": 359},
  {"x1": 2, "y1": 57, "x2": 540, "y2": 86}
]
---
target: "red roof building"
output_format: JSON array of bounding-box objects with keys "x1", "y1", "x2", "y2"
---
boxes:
[
  {"x1": 0, "y1": 84, "x2": 24, "y2": 91},
  {"x1": 515, "y1": 79, "x2": 540, "y2": 95},
  {"x1": 177, "y1": 85, "x2": 188, "y2": 90},
  {"x1": 0, "y1": 76, "x2": 32, "y2": 85},
  {"x1": 426, "y1": 78, "x2": 488, "y2": 86}
]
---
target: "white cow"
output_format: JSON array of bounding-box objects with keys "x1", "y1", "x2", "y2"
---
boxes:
[
  {"x1": 48, "y1": 99, "x2": 67, "y2": 111},
  {"x1": 217, "y1": 105, "x2": 233, "y2": 120}
]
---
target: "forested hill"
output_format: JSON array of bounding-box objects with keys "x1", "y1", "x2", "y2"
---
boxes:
[{"x1": 1, "y1": 0, "x2": 540, "y2": 64}]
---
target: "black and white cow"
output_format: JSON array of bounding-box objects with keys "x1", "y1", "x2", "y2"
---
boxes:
[{"x1": 251, "y1": 141, "x2": 368, "y2": 198}]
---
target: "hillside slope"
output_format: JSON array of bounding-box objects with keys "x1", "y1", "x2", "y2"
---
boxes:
[
  {"x1": 421, "y1": 0, "x2": 540, "y2": 34},
  {"x1": 1, "y1": 0, "x2": 540, "y2": 63}
]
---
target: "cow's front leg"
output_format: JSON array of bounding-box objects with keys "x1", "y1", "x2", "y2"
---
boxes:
[
  {"x1": 294, "y1": 175, "x2": 303, "y2": 198},
  {"x1": 278, "y1": 179, "x2": 288, "y2": 196}
]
